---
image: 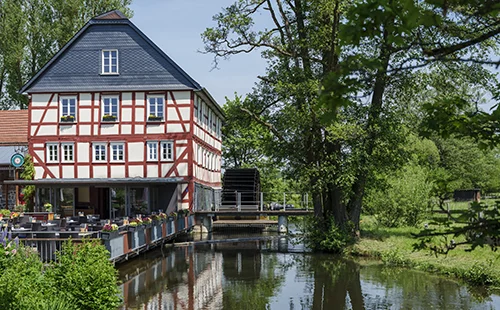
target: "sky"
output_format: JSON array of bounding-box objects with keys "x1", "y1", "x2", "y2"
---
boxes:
[{"x1": 129, "y1": 0, "x2": 267, "y2": 106}]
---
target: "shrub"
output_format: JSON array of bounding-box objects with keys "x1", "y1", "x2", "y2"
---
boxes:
[
  {"x1": 303, "y1": 216, "x2": 354, "y2": 253},
  {"x1": 48, "y1": 239, "x2": 122, "y2": 310},
  {"x1": 366, "y1": 164, "x2": 433, "y2": 227}
]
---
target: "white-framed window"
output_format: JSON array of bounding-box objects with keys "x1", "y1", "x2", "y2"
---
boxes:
[
  {"x1": 46, "y1": 143, "x2": 58, "y2": 163},
  {"x1": 102, "y1": 49, "x2": 118, "y2": 74},
  {"x1": 148, "y1": 95, "x2": 164, "y2": 119},
  {"x1": 147, "y1": 141, "x2": 158, "y2": 161},
  {"x1": 102, "y1": 96, "x2": 119, "y2": 120},
  {"x1": 93, "y1": 143, "x2": 107, "y2": 162},
  {"x1": 61, "y1": 143, "x2": 74, "y2": 162},
  {"x1": 208, "y1": 110, "x2": 213, "y2": 132},
  {"x1": 111, "y1": 143, "x2": 124, "y2": 161},
  {"x1": 60, "y1": 96, "x2": 77, "y2": 120},
  {"x1": 194, "y1": 97, "x2": 199, "y2": 121},
  {"x1": 161, "y1": 141, "x2": 174, "y2": 161}
]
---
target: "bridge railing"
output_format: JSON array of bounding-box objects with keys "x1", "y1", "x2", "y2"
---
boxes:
[{"x1": 216, "y1": 191, "x2": 311, "y2": 212}]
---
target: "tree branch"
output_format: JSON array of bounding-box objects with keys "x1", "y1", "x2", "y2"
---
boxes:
[{"x1": 239, "y1": 107, "x2": 284, "y2": 140}]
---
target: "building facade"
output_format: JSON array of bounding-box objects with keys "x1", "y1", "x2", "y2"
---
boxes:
[
  {"x1": 0, "y1": 110, "x2": 28, "y2": 209},
  {"x1": 17, "y1": 10, "x2": 223, "y2": 218}
]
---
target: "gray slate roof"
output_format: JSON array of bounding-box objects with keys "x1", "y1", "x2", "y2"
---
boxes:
[{"x1": 20, "y1": 13, "x2": 202, "y2": 93}]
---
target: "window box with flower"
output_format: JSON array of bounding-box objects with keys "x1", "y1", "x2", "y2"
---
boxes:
[
  {"x1": 128, "y1": 219, "x2": 146, "y2": 250},
  {"x1": 147, "y1": 114, "x2": 163, "y2": 122},
  {"x1": 101, "y1": 223, "x2": 124, "y2": 260},
  {"x1": 60, "y1": 115, "x2": 75, "y2": 123},
  {"x1": 101, "y1": 224, "x2": 119, "y2": 240},
  {"x1": 102, "y1": 114, "x2": 117, "y2": 122}
]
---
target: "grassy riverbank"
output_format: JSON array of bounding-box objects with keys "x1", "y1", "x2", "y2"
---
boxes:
[{"x1": 349, "y1": 215, "x2": 500, "y2": 288}]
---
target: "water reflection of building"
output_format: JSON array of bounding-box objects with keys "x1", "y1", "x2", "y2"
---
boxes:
[
  {"x1": 120, "y1": 246, "x2": 223, "y2": 310},
  {"x1": 214, "y1": 241, "x2": 263, "y2": 281}
]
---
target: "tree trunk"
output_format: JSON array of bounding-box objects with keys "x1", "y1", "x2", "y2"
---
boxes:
[{"x1": 348, "y1": 25, "x2": 392, "y2": 232}]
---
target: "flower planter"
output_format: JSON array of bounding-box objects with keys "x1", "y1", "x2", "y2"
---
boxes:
[
  {"x1": 177, "y1": 216, "x2": 185, "y2": 231},
  {"x1": 128, "y1": 226, "x2": 146, "y2": 250},
  {"x1": 101, "y1": 230, "x2": 119, "y2": 240},
  {"x1": 167, "y1": 219, "x2": 174, "y2": 235},
  {"x1": 60, "y1": 116, "x2": 75, "y2": 123},
  {"x1": 103, "y1": 232, "x2": 124, "y2": 260},
  {"x1": 147, "y1": 116, "x2": 163, "y2": 122},
  {"x1": 102, "y1": 115, "x2": 117, "y2": 122},
  {"x1": 151, "y1": 223, "x2": 162, "y2": 242}
]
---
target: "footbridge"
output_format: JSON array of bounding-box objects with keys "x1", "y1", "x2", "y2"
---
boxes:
[{"x1": 193, "y1": 209, "x2": 314, "y2": 233}]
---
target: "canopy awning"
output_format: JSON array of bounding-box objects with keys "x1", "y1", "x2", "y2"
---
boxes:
[{"x1": 4, "y1": 177, "x2": 187, "y2": 187}]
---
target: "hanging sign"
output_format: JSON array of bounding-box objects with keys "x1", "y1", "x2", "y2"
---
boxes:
[{"x1": 10, "y1": 153, "x2": 24, "y2": 168}]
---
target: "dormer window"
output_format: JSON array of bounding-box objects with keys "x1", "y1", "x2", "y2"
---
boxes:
[{"x1": 102, "y1": 49, "x2": 118, "y2": 74}]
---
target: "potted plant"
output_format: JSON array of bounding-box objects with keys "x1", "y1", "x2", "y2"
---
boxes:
[
  {"x1": 147, "y1": 114, "x2": 163, "y2": 122},
  {"x1": 102, "y1": 114, "x2": 117, "y2": 122},
  {"x1": 60, "y1": 115, "x2": 75, "y2": 122},
  {"x1": 44, "y1": 203, "x2": 53, "y2": 212},
  {"x1": 101, "y1": 223, "x2": 119, "y2": 240}
]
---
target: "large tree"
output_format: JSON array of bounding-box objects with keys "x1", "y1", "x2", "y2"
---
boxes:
[
  {"x1": 203, "y1": 0, "x2": 500, "y2": 232},
  {"x1": 0, "y1": 0, "x2": 133, "y2": 109}
]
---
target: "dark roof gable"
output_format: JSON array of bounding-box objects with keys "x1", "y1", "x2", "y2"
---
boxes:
[{"x1": 20, "y1": 10, "x2": 201, "y2": 94}]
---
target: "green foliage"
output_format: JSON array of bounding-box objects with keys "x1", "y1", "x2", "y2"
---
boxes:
[
  {"x1": 48, "y1": 239, "x2": 122, "y2": 310},
  {"x1": 366, "y1": 164, "x2": 433, "y2": 227},
  {"x1": 20, "y1": 154, "x2": 35, "y2": 210},
  {"x1": 0, "y1": 238, "x2": 120, "y2": 310},
  {"x1": 303, "y1": 216, "x2": 354, "y2": 253},
  {"x1": 0, "y1": 0, "x2": 133, "y2": 109}
]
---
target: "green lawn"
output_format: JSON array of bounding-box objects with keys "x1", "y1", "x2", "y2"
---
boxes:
[{"x1": 351, "y1": 214, "x2": 500, "y2": 287}]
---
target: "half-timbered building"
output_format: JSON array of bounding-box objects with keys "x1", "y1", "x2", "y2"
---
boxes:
[{"x1": 16, "y1": 10, "x2": 223, "y2": 219}]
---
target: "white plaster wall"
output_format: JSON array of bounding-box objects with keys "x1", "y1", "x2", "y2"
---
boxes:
[
  {"x1": 78, "y1": 166, "x2": 89, "y2": 178},
  {"x1": 77, "y1": 143, "x2": 89, "y2": 163},
  {"x1": 34, "y1": 167, "x2": 44, "y2": 179},
  {"x1": 122, "y1": 107, "x2": 132, "y2": 122},
  {"x1": 34, "y1": 150, "x2": 44, "y2": 163},
  {"x1": 179, "y1": 107, "x2": 190, "y2": 121},
  {"x1": 171, "y1": 91, "x2": 190, "y2": 105},
  {"x1": 79, "y1": 125, "x2": 91, "y2": 136},
  {"x1": 122, "y1": 92, "x2": 132, "y2": 106},
  {"x1": 146, "y1": 124, "x2": 164, "y2": 134},
  {"x1": 176, "y1": 146, "x2": 186, "y2": 159},
  {"x1": 134, "y1": 125, "x2": 144, "y2": 134},
  {"x1": 136, "y1": 107, "x2": 145, "y2": 123},
  {"x1": 62, "y1": 166, "x2": 74, "y2": 178},
  {"x1": 35, "y1": 126, "x2": 57, "y2": 136},
  {"x1": 128, "y1": 166, "x2": 143, "y2": 178},
  {"x1": 128, "y1": 143, "x2": 144, "y2": 162},
  {"x1": 110, "y1": 166, "x2": 126, "y2": 178},
  {"x1": 146, "y1": 165, "x2": 158, "y2": 178},
  {"x1": 136, "y1": 92, "x2": 145, "y2": 105},
  {"x1": 161, "y1": 163, "x2": 173, "y2": 177},
  {"x1": 79, "y1": 108, "x2": 91, "y2": 122},
  {"x1": 31, "y1": 110, "x2": 43, "y2": 123},
  {"x1": 59, "y1": 125, "x2": 76, "y2": 135},
  {"x1": 167, "y1": 108, "x2": 179, "y2": 121},
  {"x1": 48, "y1": 167, "x2": 59, "y2": 178},
  {"x1": 177, "y1": 163, "x2": 188, "y2": 176},
  {"x1": 80, "y1": 93, "x2": 91, "y2": 106},
  {"x1": 45, "y1": 109, "x2": 58, "y2": 122},
  {"x1": 121, "y1": 124, "x2": 131, "y2": 135},
  {"x1": 93, "y1": 166, "x2": 107, "y2": 178},
  {"x1": 166, "y1": 124, "x2": 183, "y2": 133},
  {"x1": 33, "y1": 143, "x2": 44, "y2": 149},
  {"x1": 101, "y1": 124, "x2": 119, "y2": 135},
  {"x1": 31, "y1": 94, "x2": 53, "y2": 107}
]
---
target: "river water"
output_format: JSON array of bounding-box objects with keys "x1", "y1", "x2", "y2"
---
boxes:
[{"x1": 117, "y1": 234, "x2": 500, "y2": 310}]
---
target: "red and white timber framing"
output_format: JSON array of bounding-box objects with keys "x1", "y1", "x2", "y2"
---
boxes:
[{"x1": 28, "y1": 90, "x2": 222, "y2": 210}]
